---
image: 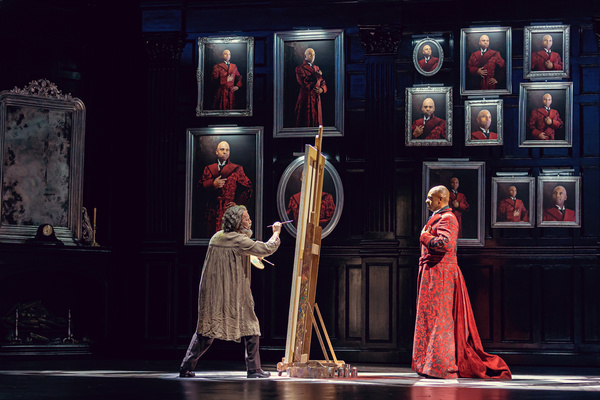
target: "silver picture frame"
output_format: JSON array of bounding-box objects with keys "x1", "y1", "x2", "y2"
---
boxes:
[
  {"x1": 405, "y1": 86, "x2": 453, "y2": 146},
  {"x1": 519, "y1": 81, "x2": 573, "y2": 147},
  {"x1": 422, "y1": 160, "x2": 485, "y2": 247},
  {"x1": 524, "y1": 24, "x2": 570, "y2": 80},
  {"x1": 537, "y1": 175, "x2": 581, "y2": 228},
  {"x1": 413, "y1": 37, "x2": 444, "y2": 77},
  {"x1": 491, "y1": 176, "x2": 535, "y2": 228},
  {"x1": 276, "y1": 156, "x2": 344, "y2": 238},
  {"x1": 465, "y1": 98, "x2": 503, "y2": 146},
  {"x1": 273, "y1": 29, "x2": 344, "y2": 137},
  {"x1": 196, "y1": 36, "x2": 254, "y2": 117},
  {"x1": 185, "y1": 126, "x2": 263, "y2": 245},
  {"x1": 460, "y1": 26, "x2": 512, "y2": 96}
]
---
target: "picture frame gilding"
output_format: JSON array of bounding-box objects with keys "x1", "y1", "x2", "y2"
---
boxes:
[
  {"x1": 537, "y1": 175, "x2": 580, "y2": 228},
  {"x1": 524, "y1": 24, "x2": 570, "y2": 80},
  {"x1": 519, "y1": 81, "x2": 573, "y2": 148},
  {"x1": 405, "y1": 86, "x2": 453, "y2": 146},
  {"x1": 276, "y1": 156, "x2": 344, "y2": 238},
  {"x1": 196, "y1": 36, "x2": 254, "y2": 117},
  {"x1": 185, "y1": 126, "x2": 263, "y2": 245},
  {"x1": 273, "y1": 29, "x2": 344, "y2": 137},
  {"x1": 491, "y1": 176, "x2": 535, "y2": 228},
  {"x1": 422, "y1": 161, "x2": 485, "y2": 247},
  {"x1": 0, "y1": 80, "x2": 86, "y2": 244}
]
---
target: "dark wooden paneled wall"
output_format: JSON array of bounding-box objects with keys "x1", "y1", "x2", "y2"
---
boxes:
[{"x1": 137, "y1": 1, "x2": 600, "y2": 365}]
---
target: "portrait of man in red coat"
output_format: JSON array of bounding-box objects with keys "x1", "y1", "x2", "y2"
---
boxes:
[
  {"x1": 543, "y1": 185, "x2": 575, "y2": 222},
  {"x1": 294, "y1": 48, "x2": 327, "y2": 127},
  {"x1": 211, "y1": 49, "x2": 242, "y2": 110},
  {"x1": 528, "y1": 93, "x2": 564, "y2": 140},
  {"x1": 471, "y1": 109, "x2": 498, "y2": 141},
  {"x1": 417, "y1": 44, "x2": 439, "y2": 73},
  {"x1": 412, "y1": 185, "x2": 512, "y2": 379},
  {"x1": 200, "y1": 141, "x2": 253, "y2": 235},
  {"x1": 449, "y1": 177, "x2": 469, "y2": 238},
  {"x1": 498, "y1": 186, "x2": 529, "y2": 222},
  {"x1": 411, "y1": 98, "x2": 447, "y2": 140},
  {"x1": 467, "y1": 34, "x2": 506, "y2": 91},
  {"x1": 531, "y1": 34, "x2": 563, "y2": 72}
]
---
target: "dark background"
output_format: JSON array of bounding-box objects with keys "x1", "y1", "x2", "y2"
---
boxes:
[{"x1": 0, "y1": 0, "x2": 599, "y2": 367}]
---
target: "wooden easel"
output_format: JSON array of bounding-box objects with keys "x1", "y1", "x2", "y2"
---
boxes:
[{"x1": 277, "y1": 126, "x2": 344, "y2": 377}]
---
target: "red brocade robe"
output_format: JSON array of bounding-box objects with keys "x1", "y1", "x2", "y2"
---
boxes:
[
  {"x1": 418, "y1": 57, "x2": 439, "y2": 72},
  {"x1": 412, "y1": 208, "x2": 512, "y2": 379},
  {"x1": 200, "y1": 161, "x2": 252, "y2": 234},
  {"x1": 543, "y1": 206, "x2": 575, "y2": 222},
  {"x1": 467, "y1": 49, "x2": 506, "y2": 90},
  {"x1": 212, "y1": 62, "x2": 242, "y2": 110},
  {"x1": 531, "y1": 50, "x2": 563, "y2": 71},
  {"x1": 287, "y1": 192, "x2": 335, "y2": 228},
  {"x1": 498, "y1": 198, "x2": 529, "y2": 222},
  {"x1": 411, "y1": 115, "x2": 447, "y2": 140},
  {"x1": 449, "y1": 191, "x2": 469, "y2": 238},
  {"x1": 528, "y1": 108, "x2": 563, "y2": 140},
  {"x1": 471, "y1": 130, "x2": 498, "y2": 140},
  {"x1": 295, "y1": 61, "x2": 327, "y2": 127}
]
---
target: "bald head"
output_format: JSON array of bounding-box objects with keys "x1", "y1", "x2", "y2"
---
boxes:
[
  {"x1": 422, "y1": 44, "x2": 432, "y2": 57},
  {"x1": 552, "y1": 185, "x2": 567, "y2": 207},
  {"x1": 477, "y1": 109, "x2": 492, "y2": 130},
  {"x1": 215, "y1": 141, "x2": 230, "y2": 163},
  {"x1": 479, "y1": 35, "x2": 490, "y2": 50},
  {"x1": 542, "y1": 34, "x2": 553, "y2": 50},
  {"x1": 421, "y1": 98, "x2": 435, "y2": 117},
  {"x1": 304, "y1": 48, "x2": 315, "y2": 63},
  {"x1": 426, "y1": 185, "x2": 449, "y2": 212}
]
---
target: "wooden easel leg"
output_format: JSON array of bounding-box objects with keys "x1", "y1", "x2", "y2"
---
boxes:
[
  {"x1": 308, "y1": 303, "x2": 329, "y2": 362},
  {"x1": 314, "y1": 303, "x2": 339, "y2": 364}
]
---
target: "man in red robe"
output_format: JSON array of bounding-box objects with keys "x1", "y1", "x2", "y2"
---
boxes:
[
  {"x1": 287, "y1": 191, "x2": 335, "y2": 229},
  {"x1": 543, "y1": 185, "x2": 575, "y2": 222},
  {"x1": 498, "y1": 186, "x2": 529, "y2": 222},
  {"x1": 418, "y1": 44, "x2": 439, "y2": 73},
  {"x1": 412, "y1": 185, "x2": 512, "y2": 379},
  {"x1": 528, "y1": 93, "x2": 563, "y2": 140},
  {"x1": 200, "y1": 141, "x2": 252, "y2": 235},
  {"x1": 467, "y1": 34, "x2": 506, "y2": 90},
  {"x1": 295, "y1": 48, "x2": 327, "y2": 127},
  {"x1": 212, "y1": 49, "x2": 242, "y2": 110},
  {"x1": 449, "y1": 177, "x2": 469, "y2": 238},
  {"x1": 411, "y1": 98, "x2": 446, "y2": 140},
  {"x1": 471, "y1": 109, "x2": 498, "y2": 140},
  {"x1": 531, "y1": 34, "x2": 563, "y2": 71}
]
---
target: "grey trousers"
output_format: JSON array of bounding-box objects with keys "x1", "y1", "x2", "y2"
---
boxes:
[{"x1": 180, "y1": 333, "x2": 261, "y2": 372}]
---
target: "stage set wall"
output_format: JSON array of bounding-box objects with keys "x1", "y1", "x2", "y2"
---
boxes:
[{"x1": 0, "y1": 0, "x2": 599, "y2": 367}]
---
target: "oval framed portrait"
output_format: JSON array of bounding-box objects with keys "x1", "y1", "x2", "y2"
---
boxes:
[
  {"x1": 276, "y1": 157, "x2": 344, "y2": 238},
  {"x1": 413, "y1": 38, "x2": 444, "y2": 77}
]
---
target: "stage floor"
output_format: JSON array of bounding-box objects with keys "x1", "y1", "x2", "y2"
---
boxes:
[{"x1": 1, "y1": 359, "x2": 599, "y2": 399}]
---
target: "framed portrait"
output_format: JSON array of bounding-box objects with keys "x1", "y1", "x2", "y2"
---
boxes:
[
  {"x1": 0, "y1": 80, "x2": 85, "y2": 245},
  {"x1": 460, "y1": 27, "x2": 512, "y2": 96},
  {"x1": 276, "y1": 156, "x2": 344, "y2": 238},
  {"x1": 273, "y1": 29, "x2": 344, "y2": 137},
  {"x1": 519, "y1": 82, "x2": 573, "y2": 147},
  {"x1": 185, "y1": 126, "x2": 263, "y2": 245},
  {"x1": 413, "y1": 37, "x2": 444, "y2": 76},
  {"x1": 465, "y1": 99, "x2": 503, "y2": 146},
  {"x1": 405, "y1": 86, "x2": 452, "y2": 146},
  {"x1": 196, "y1": 36, "x2": 254, "y2": 117},
  {"x1": 537, "y1": 175, "x2": 581, "y2": 228},
  {"x1": 491, "y1": 177, "x2": 535, "y2": 228},
  {"x1": 524, "y1": 25, "x2": 570, "y2": 80},
  {"x1": 422, "y1": 161, "x2": 485, "y2": 247}
]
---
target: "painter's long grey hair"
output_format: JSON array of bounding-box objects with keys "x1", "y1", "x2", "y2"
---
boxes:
[{"x1": 222, "y1": 205, "x2": 252, "y2": 237}]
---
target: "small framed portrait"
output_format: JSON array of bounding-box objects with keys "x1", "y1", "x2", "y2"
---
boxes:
[
  {"x1": 405, "y1": 86, "x2": 453, "y2": 146},
  {"x1": 273, "y1": 29, "x2": 344, "y2": 137},
  {"x1": 537, "y1": 175, "x2": 581, "y2": 228},
  {"x1": 422, "y1": 161, "x2": 485, "y2": 247},
  {"x1": 491, "y1": 177, "x2": 535, "y2": 228},
  {"x1": 524, "y1": 25, "x2": 570, "y2": 80},
  {"x1": 196, "y1": 36, "x2": 254, "y2": 117},
  {"x1": 519, "y1": 82, "x2": 573, "y2": 147},
  {"x1": 460, "y1": 27, "x2": 512, "y2": 96},
  {"x1": 413, "y1": 37, "x2": 444, "y2": 76},
  {"x1": 465, "y1": 99, "x2": 503, "y2": 146},
  {"x1": 276, "y1": 156, "x2": 344, "y2": 238},
  {"x1": 185, "y1": 126, "x2": 263, "y2": 245}
]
